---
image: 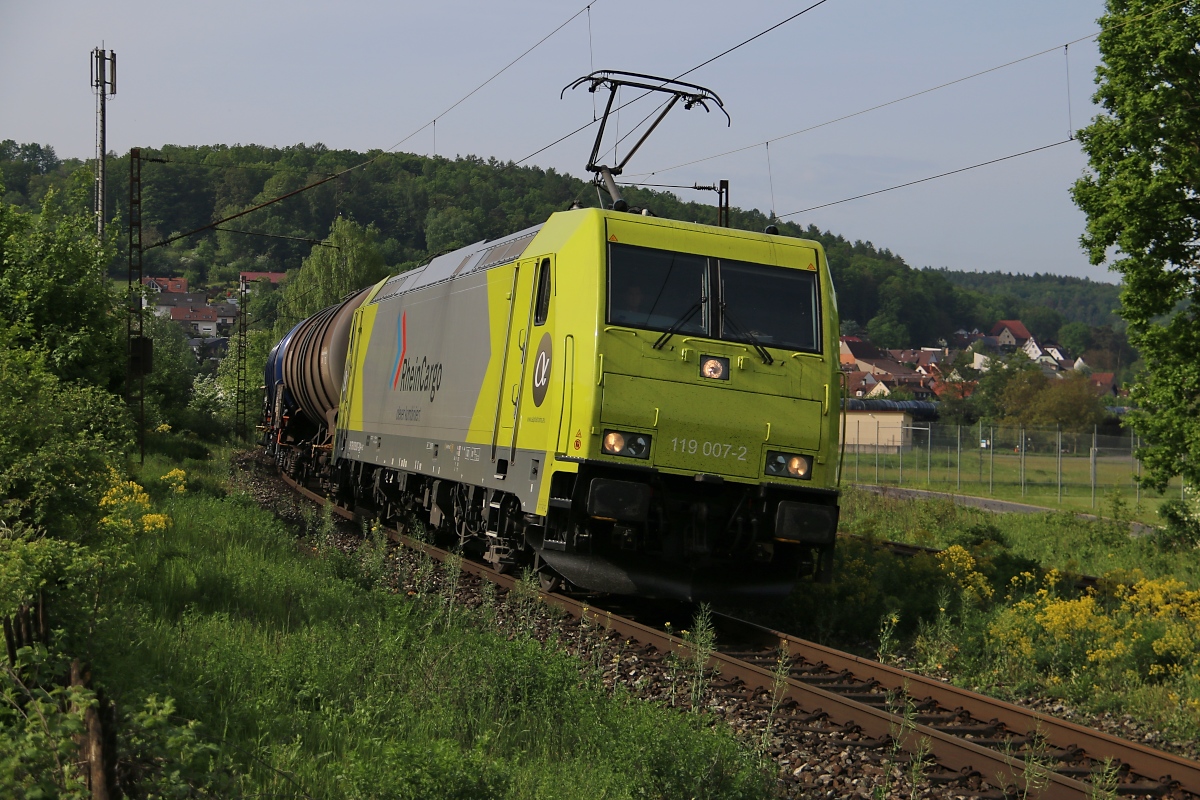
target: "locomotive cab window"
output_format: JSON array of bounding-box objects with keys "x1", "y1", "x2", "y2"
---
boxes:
[
  {"x1": 607, "y1": 243, "x2": 821, "y2": 353},
  {"x1": 607, "y1": 243, "x2": 708, "y2": 333},
  {"x1": 534, "y1": 258, "x2": 551, "y2": 326},
  {"x1": 718, "y1": 260, "x2": 820, "y2": 353}
]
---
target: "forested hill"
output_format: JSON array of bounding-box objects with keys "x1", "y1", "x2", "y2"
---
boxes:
[
  {"x1": 1, "y1": 139, "x2": 1124, "y2": 351},
  {"x1": 925, "y1": 268, "x2": 1123, "y2": 330}
]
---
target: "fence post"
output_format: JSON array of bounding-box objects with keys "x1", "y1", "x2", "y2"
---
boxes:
[
  {"x1": 956, "y1": 424, "x2": 961, "y2": 492},
  {"x1": 875, "y1": 419, "x2": 880, "y2": 485},
  {"x1": 978, "y1": 419, "x2": 984, "y2": 485},
  {"x1": 856, "y1": 420, "x2": 860, "y2": 484},
  {"x1": 899, "y1": 429, "x2": 903, "y2": 485},
  {"x1": 1091, "y1": 424, "x2": 1098, "y2": 509},
  {"x1": 927, "y1": 425, "x2": 931, "y2": 487},
  {"x1": 1057, "y1": 425, "x2": 1062, "y2": 505},
  {"x1": 1020, "y1": 426, "x2": 1026, "y2": 497},
  {"x1": 989, "y1": 425, "x2": 994, "y2": 495}
]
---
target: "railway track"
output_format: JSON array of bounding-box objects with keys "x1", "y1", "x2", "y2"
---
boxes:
[{"x1": 278, "y1": 470, "x2": 1199, "y2": 799}]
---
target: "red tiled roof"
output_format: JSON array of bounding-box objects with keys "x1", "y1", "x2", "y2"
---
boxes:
[
  {"x1": 1089, "y1": 372, "x2": 1117, "y2": 394},
  {"x1": 142, "y1": 276, "x2": 188, "y2": 292},
  {"x1": 991, "y1": 320, "x2": 1032, "y2": 340},
  {"x1": 170, "y1": 306, "x2": 217, "y2": 322}
]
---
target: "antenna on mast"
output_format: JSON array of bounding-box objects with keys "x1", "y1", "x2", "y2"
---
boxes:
[{"x1": 562, "y1": 70, "x2": 729, "y2": 209}]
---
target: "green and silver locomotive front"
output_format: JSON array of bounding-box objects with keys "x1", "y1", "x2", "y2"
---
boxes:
[{"x1": 542, "y1": 212, "x2": 840, "y2": 599}]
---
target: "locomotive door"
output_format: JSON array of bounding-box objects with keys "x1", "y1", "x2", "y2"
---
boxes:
[
  {"x1": 492, "y1": 257, "x2": 539, "y2": 467},
  {"x1": 493, "y1": 256, "x2": 555, "y2": 474}
]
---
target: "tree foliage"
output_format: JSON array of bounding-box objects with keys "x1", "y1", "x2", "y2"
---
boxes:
[
  {"x1": 0, "y1": 173, "x2": 123, "y2": 388},
  {"x1": 0, "y1": 340, "x2": 131, "y2": 539},
  {"x1": 1070, "y1": 0, "x2": 1200, "y2": 489}
]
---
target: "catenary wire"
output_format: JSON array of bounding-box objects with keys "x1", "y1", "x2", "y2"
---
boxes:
[
  {"x1": 516, "y1": 0, "x2": 834, "y2": 166},
  {"x1": 144, "y1": 0, "x2": 600, "y2": 249},
  {"x1": 624, "y1": 0, "x2": 1189, "y2": 179},
  {"x1": 775, "y1": 138, "x2": 1073, "y2": 219}
]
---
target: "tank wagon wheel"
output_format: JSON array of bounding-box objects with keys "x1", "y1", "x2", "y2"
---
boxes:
[{"x1": 533, "y1": 555, "x2": 563, "y2": 592}]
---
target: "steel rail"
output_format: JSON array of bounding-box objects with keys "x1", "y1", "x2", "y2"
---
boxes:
[
  {"x1": 277, "y1": 471, "x2": 1195, "y2": 797},
  {"x1": 713, "y1": 611, "x2": 1200, "y2": 795}
]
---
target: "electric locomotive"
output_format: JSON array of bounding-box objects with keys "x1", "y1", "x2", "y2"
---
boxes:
[
  {"x1": 263, "y1": 71, "x2": 840, "y2": 600},
  {"x1": 265, "y1": 207, "x2": 841, "y2": 599}
]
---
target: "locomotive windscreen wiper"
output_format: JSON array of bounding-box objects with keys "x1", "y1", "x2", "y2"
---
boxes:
[
  {"x1": 652, "y1": 297, "x2": 707, "y2": 350},
  {"x1": 719, "y1": 303, "x2": 774, "y2": 365}
]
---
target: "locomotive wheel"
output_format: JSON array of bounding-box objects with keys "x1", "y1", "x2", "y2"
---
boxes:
[{"x1": 538, "y1": 570, "x2": 562, "y2": 593}]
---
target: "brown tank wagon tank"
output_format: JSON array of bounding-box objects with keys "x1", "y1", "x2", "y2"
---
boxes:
[{"x1": 279, "y1": 288, "x2": 369, "y2": 432}]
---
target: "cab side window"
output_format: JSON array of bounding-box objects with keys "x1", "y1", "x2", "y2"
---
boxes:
[{"x1": 534, "y1": 258, "x2": 551, "y2": 326}]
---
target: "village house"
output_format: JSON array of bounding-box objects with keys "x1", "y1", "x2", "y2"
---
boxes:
[
  {"x1": 141, "y1": 276, "x2": 188, "y2": 293},
  {"x1": 150, "y1": 292, "x2": 208, "y2": 317},
  {"x1": 990, "y1": 320, "x2": 1032, "y2": 349},
  {"x1": 171, "y1": 306, "x2": 218, "y2": 336}
]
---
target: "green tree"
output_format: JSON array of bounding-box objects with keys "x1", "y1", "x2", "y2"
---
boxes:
[
  {"x1": 1028, "y1": 372, "x2": 1109, "y2": 431},
  {"x1": 999, "y1": 369, "x2": 1050, "y2": 425},
  {"x1": 1071, "y1": 0, "x2": 1200, "y2": 489},
  {"x1": 1021, "y1": 305, "x2": 1063, "y2": 343},
  {"x1": 0, "y1": 175, "x2": 122, "y2": 388},
  {"x1": 1058, "y1": 321, "x2": 1092, "y2": 356},
  {"x1": 142, "y1": 312, "x2": 199, "y2": 425},
  {"x1": 273, "y1": 216, "x2": 388, "y2": 337},
  {"x1": 0, "y1": 338, "x2": 131, "y2": 540}
]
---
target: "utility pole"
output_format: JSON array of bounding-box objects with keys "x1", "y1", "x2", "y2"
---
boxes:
[
  {"x1": 717, "y1": 179, "x2": 730, "y2": 227},
  {"x1": 127, "y1": 148, "x2": 150, "y2": 464},
  {"x1": 235, "y1": 290, "x2": 248, "y2": 442},
  {"x1": 91, "y1": 48, "x2": 116, "y2": 238}
]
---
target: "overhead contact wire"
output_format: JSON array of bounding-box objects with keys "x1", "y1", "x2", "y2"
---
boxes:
[
  {"x1": 626, "y1": 0, "x2": 1190, "y2": 178},
  {"x1": 517, "y1": 0, "x2": 834, "y2": 165},
  {"x1": 144, "y1": 0, "x2": 600, "y2": 250},
  {"x1": 776, "y1": 138, "x2": 1073, "y2": 219}
]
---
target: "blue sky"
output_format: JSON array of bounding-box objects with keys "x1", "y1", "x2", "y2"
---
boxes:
[{"x1": 1, "y1": 0, "x2": 1115, "y2": 281}]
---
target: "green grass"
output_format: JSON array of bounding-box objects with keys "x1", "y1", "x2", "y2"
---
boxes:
[
  {"x1": 836, "y1": 486, "x2": 1200, "y2": 586},
  {"x1": 770, "y1": 486, "x2": 1200, "y2": 744},
  {"x1": 844, "y1": 447, "x2": 1183, "y2": 524},
  {"x1": 93, "y1": 441, "x2": 769, "y2": 799}
]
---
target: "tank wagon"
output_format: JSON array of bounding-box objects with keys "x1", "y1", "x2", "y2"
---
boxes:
[{"x1": 264, "y1": 207, "x2": 841, "y2": 599}]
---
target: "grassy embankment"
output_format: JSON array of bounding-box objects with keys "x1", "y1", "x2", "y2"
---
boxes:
[
  {"x1": 88, "y1": 434, "x2": 769, "y2": 799},
  {"x1": 777, "y1": 486, "x2": 1200, "y2": 745}
]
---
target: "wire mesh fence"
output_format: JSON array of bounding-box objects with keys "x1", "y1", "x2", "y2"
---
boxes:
[{"x1": 841, "y1": 421, "x2": 1186, "y2": 510}]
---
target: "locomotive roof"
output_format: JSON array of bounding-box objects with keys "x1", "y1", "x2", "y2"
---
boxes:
[{"x1": 371, "y1": 222, "x2": 545, "y2": 305}]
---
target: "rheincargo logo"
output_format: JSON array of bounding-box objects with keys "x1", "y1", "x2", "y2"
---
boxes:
[{"x1": 392, "y1": 311, "x2": 442, "y2": 401}]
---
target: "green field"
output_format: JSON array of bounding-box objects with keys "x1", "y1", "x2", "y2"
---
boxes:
[{"x1": 843, "y1": 439, "x2": 1182, "y2": 525}]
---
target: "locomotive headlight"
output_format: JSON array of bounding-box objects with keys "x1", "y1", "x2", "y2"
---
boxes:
[
  {"x1": 700, "y1": 355, "x2": 729, "y2": 380},
  {"x1": 765, "y1": 450, "x2": 813, "y2": 480},
  {"x1": 602, "y1": 429, "x2": 652, "y2": 459}
]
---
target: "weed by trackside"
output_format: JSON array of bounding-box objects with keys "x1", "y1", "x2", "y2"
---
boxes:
[
  {"x1": 1088, "y1": 757, "x2": 1121, "y2": 800},
  {"x1": 760, "y1": 642, "x2": 791, "y2": 753},
  {"x1": 877, "y1": 611, "x2": 901, "y2": 664},
  {"x1": 683, "y1": 604, "x2": 717, "y2": 713},
  {"x1": 440, "y1": 550, "x2": 463, "y2": 628}
]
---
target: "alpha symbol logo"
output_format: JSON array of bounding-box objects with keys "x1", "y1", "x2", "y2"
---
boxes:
[{"x1": 531, "y1": 332, "x2": 552, "y2": 407}]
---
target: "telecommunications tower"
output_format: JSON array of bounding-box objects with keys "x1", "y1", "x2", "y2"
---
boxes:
[{"x1": 91, "y1": 47, "x2": 116, "y2": 237}]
